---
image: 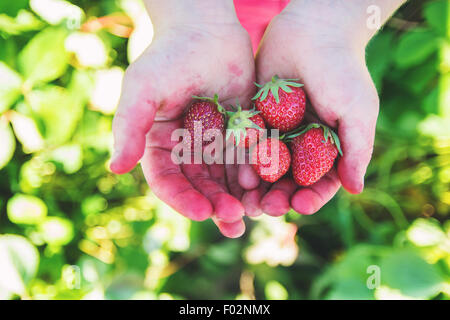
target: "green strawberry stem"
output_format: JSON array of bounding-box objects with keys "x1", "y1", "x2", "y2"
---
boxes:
[
  {"x1": 284, "y1": 123, "x2": 343, "y2": 156},
  {"x1": 225, "y1": 101, "x2": 262, "y2": 145},
  {"x1": 192, "y1": 94, "x2": 226, "y2": 114},
  {"x1": 253, "y1": 75, "x2": 304, "y2": 103}
]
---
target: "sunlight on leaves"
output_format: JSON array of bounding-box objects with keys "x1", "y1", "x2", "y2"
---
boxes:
[
  {"x1": 380, "y1": 250, "x2": 444, "y2": 299},
  {"x1": 0, "y1": 62, "x2": 22, "y2": 113},
  {"x1": 30, "y1": 0, "x2": 84, "y2": 27},
  {"x1": 0, "y1": 118, "x2": 16, "y2": 170},
  {"x1": 9, "y1": 111, "x2": 44, "y2": 153},
  {"x1": 407, "y1": 218, "x2": 446, "y2": 247},
  {"x1": 265, "y1": 281, "x2": 288, "y2": 300},
  {"x1": 39, "y1": 217, "x2": 74, "y2": 246},
  {"x1": 245, "y1": 216, "x2": 298, "y2": 267},
  {"x1": 0, "y1": 235, "x2": 39, "y2": 298},
  {"x1": 18, "y1": 27, "x2": 69, "y2": 86},
  {"x1": 27, "y1": 85, "x2": 84, "y2": 146},
  {"x1": 65, "y1": 32, "x2": 109, "y2": 68},
  {"x1": 120, "y1": 0, "x2": 153, "y2": 63},
  {"x1": 90, "y1": 67, "x2": 124, "y2": 115},
  {"x1": 7, "y1": 193, "x2": 48, "y2": 225}
]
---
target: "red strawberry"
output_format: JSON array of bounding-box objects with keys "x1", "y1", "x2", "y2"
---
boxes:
[
  {"x1": 253, "y1": 75, "x2": 306, "y2": 133},
  {"x1": 184, "y1": 94, "x2": 225, "y2": 147},
  {"x1": 226, "y1": 102, "x2": 266, "y2": 148},
  {"x1": 251, "y1": 138, "x2": 291, "y2": 183},
  {"x1": 242, "y1": 114, "x2": 266, "y2": 148},
  {"x1": 289, "y1": 123, "x2": 343, "y2": 186}
]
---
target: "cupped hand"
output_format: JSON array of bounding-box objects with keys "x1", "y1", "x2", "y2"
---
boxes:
[
  {"x1": 241, "y1": 3, "x2": 380, "y2": 217},
  {"x1": 111, "y1": 16, "x2": 256, "y2": 237}
]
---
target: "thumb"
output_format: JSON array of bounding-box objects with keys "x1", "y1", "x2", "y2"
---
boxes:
[
  {"x1": 110, "y1": 71, "x2": 157, "y2": 174},
  {"x1": 337, "y1": 86, "x2": 379, "y2": 194}
]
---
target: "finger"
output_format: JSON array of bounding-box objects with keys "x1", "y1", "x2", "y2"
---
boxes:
[
  {"x1": 212, "y1": 217, "x2": 246, "y2": 238},
  {"x1": 337, "y1": 91, "x2": 379, "y2": 194},
  {"x1": 225, "y1": 164, "x2": 244, "y2": 199},
  {"x1": 260, "y1": 178, "x2": 297, "y2": 216},
  {"x1": 208, "y1": 163, "x2": 228, "y2": 189},
  {"x1": 238, "y1": 164, "x2": 260, "y2": 190},
  {"x1": 110, "y1": 68, "x2": 158, "y2": 174},
  {"x1": 141, "y1": 147, "x2": 212, "y2": 221},
  {"x1": 291, "y1": 169, "x2": 341, "y2": 215},
  {"x1": 182, "y1": 163, "x2": 244, "y2": 223},
  {"x1": 241, "y1": 183, "x2": 270, "y2": 217}
]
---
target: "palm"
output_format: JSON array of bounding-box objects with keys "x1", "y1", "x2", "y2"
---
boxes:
[
  {"x1": 242, "y1": 14, "x2": 379, "y2": 216},
  {"x1": 111, "y1": 25, "x2": 256, "y2": 237}
]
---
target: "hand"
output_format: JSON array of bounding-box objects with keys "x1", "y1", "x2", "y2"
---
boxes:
[
  {"x1": 241, "y1": 0, "x2": 382, "y2": 217},
  {"x1": 110, "y1": 1, "x2": 255, "y2": 238}
]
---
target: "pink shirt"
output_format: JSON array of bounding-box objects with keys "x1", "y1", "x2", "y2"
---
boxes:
[{"x1": 234, "y1": 0, "x2": 290, "y2": 52}]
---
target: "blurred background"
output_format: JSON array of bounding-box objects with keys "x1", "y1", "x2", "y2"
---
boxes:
[{"x1": 0, "y1": 0, "x2": 449, "y2": 300}]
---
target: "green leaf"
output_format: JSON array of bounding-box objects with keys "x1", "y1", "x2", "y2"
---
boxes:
[
  {"x1": 0, "y1": 118, "x2": 15, "y2": 170},
  {"x1": 206, "y1": 240, "x2": 240, "y2": 266},
  {"x1": 0, "y1": 234, "x2": 39, "y2": 298},
  {"x1": 325, "y1": 279, "x2": 373, "y2": 300},
  {"x1": 366, "y1": 31, "x2": 394, "y2": 92},
  {"x1": 49, "y1": 144, "x2": 83, "y2": 174},
  {"x1": 395, "y1": 28, "x2": 440, "y2": 69},
  {"x1": 401, "y1": 58, "x2": 437, "y2": 94},
  {"x1": 39, "y1": 217, "x2": 74, "y2": 246},
  {"x1": 7, "y1": 193, "x2": 48, "y2": 225},
  {"x1": 27, "y1": 85, "x2": 84, "y2": 146},
  {"x1": 310, "y1": 244, "x2": 384, "y2": 299},
  {"x1": 18, "y1": 27, "x2": 69, "y2": 87},
  {"x1": 30, "y1": 0, "x2": 84, "y2": 26},
  {"x1": 0, "y1": 10, "x2": 43, "y2": 35},
  {"x1": 406, "y1": 218, "x2": 446, "y2": 247},
  {"x1": 0, "y1": 0, "x2": 29, "y2": 17},
  {"x1": 9, "y1": 112, "x2": 45, "y2": 153},
  {"x1": 0, "y1": 62, "x2": 22, "y2": 113},
  {"x1": 265, "y1": 281, "x2": 288, "y2": 300},
  {"x1": 380, "y1": 250, "x2": 444, "y2": 299},
  {"x1": 0, "y1": 37, "x2": 17, "y2": 67},
  {"x1": 422, "y1": 87, "x2": 439, "y2": 114},
  {"x1": 424, "y1": 0, "x2": 450, "y2": 38}
]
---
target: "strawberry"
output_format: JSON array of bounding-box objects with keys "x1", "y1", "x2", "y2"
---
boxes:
[
  {"x1": 253, "y1": 75, "x2": 306, "y2": 133},
  {"x1": 288, "y1": 123, "x2": 343, "y2": 186},
  {"x1": 184, "y1": 94, "x2": 225, "y2": 147},
  {"x1": 251, "y1": 138, "x2": 291, "y2": 183},
  {"x1": 226, "y1": 102, "x2": 266, "y2": 148},
  {"x1": 242, "y1": 114, "x2": 266, "y2": 148}
]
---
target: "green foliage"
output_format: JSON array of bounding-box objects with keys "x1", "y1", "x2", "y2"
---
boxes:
[
  {"x1": 18, "y1": 27, "x2": 70, "y2": 87},
  {"x1": 0, "y1": 0, "x2": 449, "y2": 300},
  {"x1": 0, "y1": 119, "x2": 15, "y2": 169},
  {"x1": 0, "y1": 1, "x2": 28, "y2": 17},
  {"x1": 0, "y1": 62, "x2": 22, "y2": 113},
  {"x1": 394, "y1": 28, "x2": 440, "y2": 68},
  {"x1": 379, "y1": 249, "x2": 444, "y2": 299},
  {"x1": 0, "y1": 234, "x2": 39, "y2": 299}
]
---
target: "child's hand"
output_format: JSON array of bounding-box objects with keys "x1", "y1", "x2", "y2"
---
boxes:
[
  {"x1": 242, "y1": 0, "x2": 388, "y2": 216},
  {"x1": 110, "y1": 1, "x2": 255, "y2": 237}
]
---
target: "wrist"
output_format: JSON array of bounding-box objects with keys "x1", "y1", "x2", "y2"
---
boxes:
[
  {"x1": 281, "y1": 0, "x2": 405, "y2": 50},
  {"x1": 144, "y1": 0, "x2": 240, "y2": 34}
]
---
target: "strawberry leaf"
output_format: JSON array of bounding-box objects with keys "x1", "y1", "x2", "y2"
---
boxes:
[
  {"x1": 252, "y1": 75, "x2": 304, "y2": 103},
  {"x1": 192, "y1": 94, "x2": 225, "y2": 114},
  {"x1": 285, "y1": 123, "x2": 342, "y2": 156},
  {"x1": 270, "y1": 86, "x2": 279, "y2": 103},
  {"x1": 330, "y1": 130, "x2": 343, "y2": 156}
]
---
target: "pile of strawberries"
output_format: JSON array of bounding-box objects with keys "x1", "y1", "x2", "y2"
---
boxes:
[{"x1": 183, "y1": 76, "x2": 343, "y2": 187}]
